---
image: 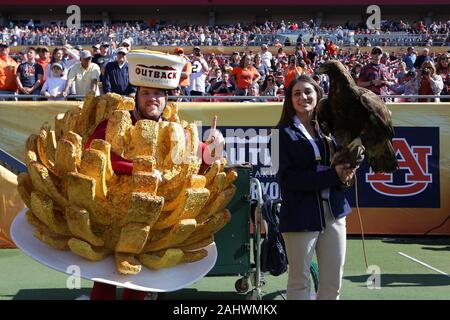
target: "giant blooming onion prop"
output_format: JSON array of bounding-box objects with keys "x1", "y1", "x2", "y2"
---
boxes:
[{"x1": 17, "y1": 92, "x2": 237, "y2": 274}]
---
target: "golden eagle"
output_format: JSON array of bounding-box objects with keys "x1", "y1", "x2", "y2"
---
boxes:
[{"x1": 316, "y1": 60, "x2": 398, "y2": 173}]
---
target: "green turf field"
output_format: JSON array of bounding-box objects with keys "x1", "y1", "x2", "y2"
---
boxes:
[{"x1": 1, "y1": 236, "x2": 449, "y2": 300}]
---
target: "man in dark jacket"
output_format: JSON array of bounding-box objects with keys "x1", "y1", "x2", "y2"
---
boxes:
[
  {"x1": 102, "y1": 47, "x2": 136, "y2": 96},
  {"x1": 413, "y1": 48, "x2": 431, "y2": 70}
]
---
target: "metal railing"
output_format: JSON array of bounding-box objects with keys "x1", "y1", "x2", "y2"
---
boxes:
[
  {"x1": 0, "y1": 148, "x2": 26, "y2": 175},
  {"x1": 0, "y1": 94, "x2": 447, "y2": 101},
  {"x1": 352, "y1": 33, "x2": 450, "y2": 47},
  {"x1": 276, "y1": 30, "x2": 450, "y2": 46},
  {"x1": 3, "y1": 29, "x2": 448, "y2": 47}
]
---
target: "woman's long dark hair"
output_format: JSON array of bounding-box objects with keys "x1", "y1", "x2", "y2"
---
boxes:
[
  {"x1": 276, "y1": 74, "x2": 324, "y2": 127},
  {"x1": 239, "y1": 53, "x2": 250, "y2": 69},
  {"x1": 50, "y1": 47, "x2": 63, "y2": 63}
]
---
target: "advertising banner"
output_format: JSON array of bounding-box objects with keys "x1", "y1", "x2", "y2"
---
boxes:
[{"x1": 0, "y1": 101, "x2": 448, "y2": 234}]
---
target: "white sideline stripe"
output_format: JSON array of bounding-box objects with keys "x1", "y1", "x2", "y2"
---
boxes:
[{"x1": 398, "y1": 252, "x2": 450, "y2": 278}]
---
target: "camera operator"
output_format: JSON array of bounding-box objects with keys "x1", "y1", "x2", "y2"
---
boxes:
[
  {"x1": 283, "y1": 54, "x2": 304, "y2": 88},
  {"x1": 189, "y1": 46, "x2": 209, "y2": 96},
  {"x1": 413, "y1": 61, "x2": 444, "y2": 102}
]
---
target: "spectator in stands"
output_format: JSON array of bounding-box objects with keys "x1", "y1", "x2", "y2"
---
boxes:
[
  {"x1": 284, "y1": 54, "x2": 304, "y2": 89},
  {"x1": 315, "y1": 39, "x2": 326, "y2": 58},
  {"x1": 208, "y1": 66, "x2": 222, "y2": 83},
  {"x1": 40, "y1": 63, "x2": 67, "y2": 101},
  {"x1": 221, "y1": 58, "x2": 233, "y2": 75},
  {"x1": 275, "y1": 47, "x2": 287, "y2": 63},
  {"x1": 36, "y1": 47, "x2": 51, "y2": 82},
  {"x1": 317, "y1": 73, "x2": 329, "y2": 94},
  {"x1": 260, "y1": 74, "x2": 278, "y2": 99},
  {"x1": 275, "y1": 70, "x2": 285, "y2": 93},
  {"x1": 380, "y1": 52, "x2": 390, "y2": 66},
  {"x1": 91, "y1": 44, "x2": 100, "y2": 56},
  {"x1": 244, "y1": 82, "x2": 263, "y2": 102},
  {"x1": 63, "y1": 50, "x2": 101, "y2": 97},
  {"x1": 93, "y1": 41, "x2": 112, "y2": 70},
  {"x1": 62, "y1": 44, "x2": 81, "y2": 69},
  {"x1": 350, "y1": 62, "x2": 363, "y2": 82},
  {"x1": 0, "y1": 42, "x2": 18, "y2": 100},
  {"x1": 412, "y1": 60, "x2": 443, "y2": 102},
  {"x1": 413, "y1": 48, "x2": 431, "y2": 70},
  {"x1": 389, "y1": 70, "x2": 417, "y2": 102},
  {"x1": 300, "y1": 60, "x2": 313, "y2": 75},
  {"x1": 74, "y1": 45, "x2": 83, "y2": 54},
  {"x1": 169, "y1": 86, "x2": 183, "y2": 102},
  {"x1": 230, "y1": 52, "x2": 241, "y2": 68},
  {"x1": 403, "y1": 46, "x2": 416, "y2": 70},
  {"x1": 394, "y1": 62, "x2": 407, "y2": 84},
  {"x1": 278, "y1": 55, "x2": 288, "y2": 70},
  {"x1": 102, "y1": 47, "x2": 135, "y2": 97},
  {"x1": 357, "y1": 46, "x2": 393, "y2": 96},
  {"x1": 307, "y1": 47, "x2": 317, "y2": 66},
  {"x1": 436, "y1": 53, "x2": 450, "y2": 101},
  {"x1": 207, "y1": 53, "x2": 220, "y2": 70},
  {"x1": 211, "y1": 72, "x2": 234, "y2": 95},
  {"x1": 109, "y1": 39, "x2": 131, "y2": 63},
  {"x1": 297, "y1": 44, "x2": 310, "y2": 65},
  {"x1": 273, "y1": 39, "x2": 282, "y2": 48},
  {"x1": 260, "y1": 44, "x2": 273, "y2": 69},
  {"x1": 119, "y1": 39, "x2": 132, "y2": 51},
  {"x1": 46, "y1": 47, "x2": 78, "y2": 80},
  {"x1": 173, "y1": 47, "x2": 192, "y2": 98},
  {"x1": 326, "y1": 40, "x2": 338, "y2": 57},
  {"x1": 231, "y1": 53, "x2": 260, "y2": 96},
  {"x1": 293, "y1": 46, "x2": 304, "y2": 64},
  {"x1": 189, "y1": 46, "x2": 209, "y2": 96},
  {"x1": 16, "y1": 47, "x2": 43, "y2": 99},
  {"x1": 254, "y1": 53, "x2": 270, "y2": 84},
  {"x1": 207, "y1": 68, "x2": 222, "y2": 94}
]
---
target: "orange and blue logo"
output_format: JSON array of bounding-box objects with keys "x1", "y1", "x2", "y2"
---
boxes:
[
  {"x1": 366, "y1": 138, "x2": 432, "y2": 197},
  {"x1": 348, "y1": 127, "x2": 440, "y2": 208}
]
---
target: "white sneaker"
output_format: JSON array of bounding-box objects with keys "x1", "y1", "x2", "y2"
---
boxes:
[{"x1": 75, "y1": 294, "x2": 91, "y2": 300}]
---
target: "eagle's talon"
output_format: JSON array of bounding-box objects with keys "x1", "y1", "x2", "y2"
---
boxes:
[{"x1": 347, "y1": 137, "x2": 363, "y2": 152}]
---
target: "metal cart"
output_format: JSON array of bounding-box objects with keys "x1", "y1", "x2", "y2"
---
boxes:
[{"x1": 208, "y1": 164, "x2": 265, "y2": 300}]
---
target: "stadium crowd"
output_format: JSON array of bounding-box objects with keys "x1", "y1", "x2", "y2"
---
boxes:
[
  {"x1": 0, "y1": 39, "x2": 448, "y2": 102},
  {"x1": 1, "y1": 19, "x2": 449, "y2": 47}
]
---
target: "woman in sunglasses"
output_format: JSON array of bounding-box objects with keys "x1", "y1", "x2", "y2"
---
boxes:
[{"x1": 260, "y1": 75, "x2": 279, "y2": 99}]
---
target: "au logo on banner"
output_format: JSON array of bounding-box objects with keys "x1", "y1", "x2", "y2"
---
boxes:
[{"x1": 346, "y1": 127, "x2": 440, "y2": 208}]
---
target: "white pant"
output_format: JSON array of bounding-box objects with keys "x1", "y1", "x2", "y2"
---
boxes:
[{"x1": 282, "y1": 201, "x2": 347, "y2": 300}]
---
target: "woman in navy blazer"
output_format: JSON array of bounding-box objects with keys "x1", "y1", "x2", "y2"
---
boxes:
[{"x1": 276, "y1": 75, "x2": 355, "y2": 300}]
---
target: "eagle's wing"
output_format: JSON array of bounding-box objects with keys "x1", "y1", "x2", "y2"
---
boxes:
[
  {"x1": 315, "y1": 97, "x2": 333, "y2": 136},
  {"x1": 357, "y1": 87, "x2": 395, "y2": 138}
]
